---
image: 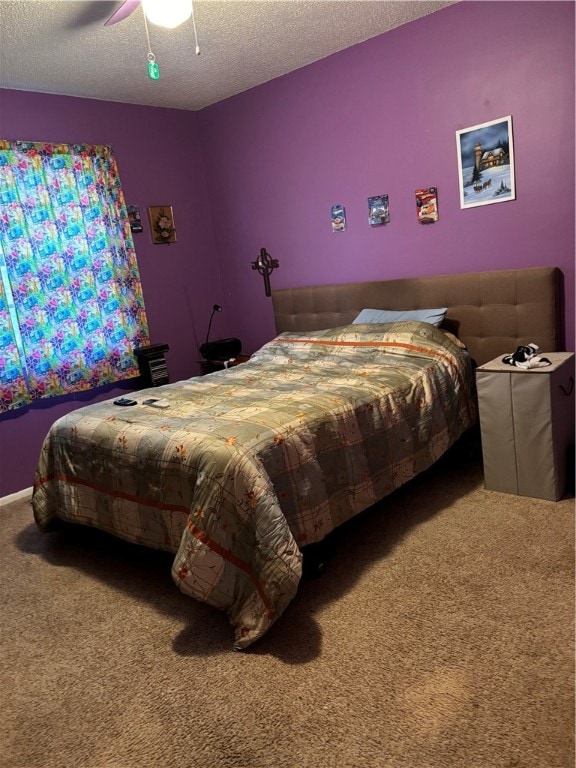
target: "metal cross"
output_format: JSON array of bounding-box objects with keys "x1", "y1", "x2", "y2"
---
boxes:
[{"x1": 251, "y1": 247, "x2": 279, "y2": 297}]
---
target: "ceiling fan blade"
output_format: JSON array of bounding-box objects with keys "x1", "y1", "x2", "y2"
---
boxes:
[{"x1": 104, "y1": 0, "x2": 141, "y2": 26}]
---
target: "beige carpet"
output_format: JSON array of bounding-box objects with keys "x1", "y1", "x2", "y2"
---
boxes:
[{"x1": 1, "y1": 447, "x2": 574, "y2": 768}]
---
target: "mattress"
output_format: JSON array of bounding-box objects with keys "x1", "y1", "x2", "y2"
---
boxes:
[{"x1": 33, "y1": 321, "x2": 475, "y2": 648}]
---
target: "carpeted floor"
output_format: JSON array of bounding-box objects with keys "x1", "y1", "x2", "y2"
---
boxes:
[{"x1": 1, "y1": 446, "x2": 574, "y2": 768}]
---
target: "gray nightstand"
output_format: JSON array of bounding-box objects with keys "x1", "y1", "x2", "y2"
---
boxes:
[{"x1": 476, "y1": 352, "x2": 575, "y2": 501}]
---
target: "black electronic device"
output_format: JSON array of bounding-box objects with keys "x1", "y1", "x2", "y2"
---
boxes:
[
  {"x1": 200, "y1": 338, "x2": 242, "y2": 361},
  {"x1": 134, "y1": 343, "x2": 170, "y2": 387}
]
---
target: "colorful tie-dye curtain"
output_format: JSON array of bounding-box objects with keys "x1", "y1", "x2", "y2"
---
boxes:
[{"x1": 0, "y1": 140, "x2": 149, "y2": 413}]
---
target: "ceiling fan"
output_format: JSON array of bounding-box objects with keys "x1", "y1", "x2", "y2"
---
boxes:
[
  {"x1": 105, "y1": 0, "x2": 194, "y2": 29},
  {"x1": 105, "y1": 0, "x2": 200, "y2": 80}
]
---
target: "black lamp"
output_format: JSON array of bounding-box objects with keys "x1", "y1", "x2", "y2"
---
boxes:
[
  {"x1": 204, "y1": 303, "x2": 222, "y2": 347},
  {"x1": 199, "y1": 304, "x2": 242, "y2": 361}
]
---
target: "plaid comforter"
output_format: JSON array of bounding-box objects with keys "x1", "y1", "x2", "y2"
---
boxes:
[{"x1": 33, "y1": 321, "x2": 475, "y2": 648}]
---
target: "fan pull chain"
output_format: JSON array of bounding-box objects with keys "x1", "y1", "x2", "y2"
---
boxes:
[
  {"x1": 143, "y1": 9, "x2": 160, "y2": 80},
  {"x1": 191, "y1": 0, "x2": 200, "y2": 55}
]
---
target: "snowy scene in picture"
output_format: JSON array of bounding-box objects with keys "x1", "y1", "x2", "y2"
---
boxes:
[
  {"x1": 456, "y1": 116, "x2": 515, "y2": 208},
  {"x1": 461, "y1": 163, "x2": 513, "y2": 205}
]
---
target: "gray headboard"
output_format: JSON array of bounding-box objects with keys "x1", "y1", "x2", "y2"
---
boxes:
[{"x1": 272, "y1": 267, "x2": 562, "y2": 366}]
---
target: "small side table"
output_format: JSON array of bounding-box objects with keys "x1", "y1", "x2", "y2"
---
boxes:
[
  {"x1": 476, "y1": 352, "x2": 575, "y2": 500},
  {"x1": 199, "y1": 354, "x2": 251, "y2": 376}
]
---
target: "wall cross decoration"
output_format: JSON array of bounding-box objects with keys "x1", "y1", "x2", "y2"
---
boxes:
[{"x1": 251, "y1": 247, "x2": 279, "y2": 297}]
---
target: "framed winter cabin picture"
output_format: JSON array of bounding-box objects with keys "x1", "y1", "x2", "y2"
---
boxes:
[{"x1": 456, "y1": 116, "x2": 515, "y2": 209}]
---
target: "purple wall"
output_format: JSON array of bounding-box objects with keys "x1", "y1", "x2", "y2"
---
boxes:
[
  {"x1": 198, "y1": 0, "x2": 575, "y2": 357},
  {"x1": 1, "y1": 0, "x2": 574, "y2": 497},
  {"x1": 0, "y1": 91, "x2": 229, "y2": 496}
]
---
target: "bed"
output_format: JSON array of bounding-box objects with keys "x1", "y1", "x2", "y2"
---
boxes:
[{"x1": 32, "y1": 266, "x2": 562, "y2": 649}]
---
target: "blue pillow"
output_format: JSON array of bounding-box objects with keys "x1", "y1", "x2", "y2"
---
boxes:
[{"x1": 352, "y1": 307, "x2": 447, "y2": 327}]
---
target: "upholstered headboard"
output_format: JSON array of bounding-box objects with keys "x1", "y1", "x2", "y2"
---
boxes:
[{"x1": 272, "y1": 267, "x2": 562, "y2": 366}]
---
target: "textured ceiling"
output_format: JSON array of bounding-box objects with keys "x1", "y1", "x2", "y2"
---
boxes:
[{"x1": 0, "y1": 0, "x2": 457, "y2": 111}]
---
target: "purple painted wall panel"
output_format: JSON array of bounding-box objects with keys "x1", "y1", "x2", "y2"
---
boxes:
[
  {"x1": 198, "y1": 1, "x2": 575, "y2": 358},
  {"x1": 1, "y1": 0, "x2": 574, "y2": 497},
  {"x1": 0, "y1": 91, "x2": 227, "y2": 496}
]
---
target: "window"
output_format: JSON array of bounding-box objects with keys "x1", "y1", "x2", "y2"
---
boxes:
[{"x1": 0, "y1": 140, "x2": 149, "y2": 413}]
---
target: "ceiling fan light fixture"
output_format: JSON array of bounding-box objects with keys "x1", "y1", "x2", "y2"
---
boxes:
[{"x1": 142, "y1": 0, "x2": 192, "y2": 29}]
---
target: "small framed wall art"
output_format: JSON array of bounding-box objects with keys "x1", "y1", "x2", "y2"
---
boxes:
[
  {"x1": 456, "y1": 115, "x2": 515, "y2": 209},
  {"x1": 148, "y1": 205, "x2": 177, "y2": 244}
]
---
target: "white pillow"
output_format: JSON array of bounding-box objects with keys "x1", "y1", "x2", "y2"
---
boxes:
[{"x1": 352, "y1": 307, "x2": 447, "y2": 327}]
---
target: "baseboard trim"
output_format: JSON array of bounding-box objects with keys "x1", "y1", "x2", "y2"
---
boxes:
[{"x1": 0, "y1": 486, "x2": 33, "y2": 506}]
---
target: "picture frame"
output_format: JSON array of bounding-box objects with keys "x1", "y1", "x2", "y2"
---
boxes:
[
  {"x1": 147, "y1": 205, "x2": 177, "y2": 244},
  {"x1": 456, "y1": 116, "x2": 515, "y2": 209}
]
